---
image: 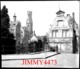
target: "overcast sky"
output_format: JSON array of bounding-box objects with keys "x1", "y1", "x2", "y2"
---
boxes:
[{"x1": 1, "y1": 1, "x2": 79, "y2": 36}]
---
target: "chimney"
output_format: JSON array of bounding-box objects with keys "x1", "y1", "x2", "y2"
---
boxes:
[
  {"x1": 27, "y1": 11, "x2": 32, "y2": 18},
  {"x1": 67, "y1": 14, "x2": 70, "y2": 17},
  {"x1": 27, "y1": 11, "x2": 32, "y2": 15},
  {"x1": 72, "y1": 12, "x2": 75, "y2": 28},
  {"x1": 33, "y1": 31, "x2": 36, "y2": 36},
  {"x1": 13, "y1": 13, "x2": 16, "y2": 22},
  {"x1": 72, "y1": 12, "x2": 75, "y2": 20}
]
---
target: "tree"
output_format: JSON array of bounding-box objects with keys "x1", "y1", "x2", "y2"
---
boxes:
[
  {"x1": 16, "y1": 22, "x2": 21, "y2": 54},
  {"x1": 37, "y1": 39, "x2": 43, "y2": 51},
  {"x1": 43, "y1": 36, "x2": 49, "y2": 51},
  {"x1": 22, "y1": 28, "x2": 29, "y2": 53},
  {"x1": 72, "y1": 15, "x2": 78, "y2": 53},
  {"x1": 16, "y1": 22, "x2": 21, "y2": 46},
  {"x1": 1, "y1": 6, "x2": 10, "y2": 38},
  {"x1": 68, "y1": 15, "x2": 78, "y2": 53},
  {"x1": 73, "y1": 28, "x2": 78, "y2": 53},
  {"x1": 43, "y1": 36, "x2": 48, "y2": 44},
  {"x1": 1, "y1": 5, "x2": 15, "y2": 54}
]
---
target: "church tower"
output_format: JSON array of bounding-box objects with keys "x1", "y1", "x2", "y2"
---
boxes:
[
  {"x1": 13, "y1": 13, "x2": 16, "y2": 22},
  {"x1": 9, "y1": 13, "x2": 17, "y2": 37},
  {"x1": 26, "y1": 11, "x2": 33, "y2": 36}
]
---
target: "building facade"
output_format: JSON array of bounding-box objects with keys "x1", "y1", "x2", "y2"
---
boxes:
[
  {"x1": 48, "y1": 10, "x2": 78, "y2": 53},
  {"x1": 9, "y1": 11, "x2": 33, "y2": 43},
  {"x1": 9, "y1": 13, "x2": 22, "y2": 45},
  {"x1": 9, "y1": 11, "x2": 33, "y2": 53},
  {"x1": 9, "y1": 13, "x2": 18, "y2": 38}
]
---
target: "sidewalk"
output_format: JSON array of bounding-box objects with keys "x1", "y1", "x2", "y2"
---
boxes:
[{"x1": 2, "y1": 52, "x2": 58, "y2": 60}]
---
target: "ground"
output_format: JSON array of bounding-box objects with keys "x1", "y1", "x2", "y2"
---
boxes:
[{"x1": 1, "y1": 52, "x2": 79, "y2": 68}]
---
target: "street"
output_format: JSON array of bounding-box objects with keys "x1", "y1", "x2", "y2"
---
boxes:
[{"x1": 1, "y1": 53, "x2": 79, "y2": 68}]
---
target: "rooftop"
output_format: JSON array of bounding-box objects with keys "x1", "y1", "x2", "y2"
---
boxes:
[{"x1": 56, "y1": 10, "x2": 65, "y2": 14}]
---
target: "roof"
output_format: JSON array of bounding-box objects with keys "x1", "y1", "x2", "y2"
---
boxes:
[
  {"x1": 30, "y1": 35, "x2": 38, "y2": 42},
  {"x1": 56, "y1": 10, "x2": 65, "y2": 14},
  {"x1": 13, "y1": 13, "x2": 16, "y2": 17}
]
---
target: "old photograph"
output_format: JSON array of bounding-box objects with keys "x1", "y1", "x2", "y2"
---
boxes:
[{"x1": 1, "y1": 1, "x2": 79, "y2": 68}]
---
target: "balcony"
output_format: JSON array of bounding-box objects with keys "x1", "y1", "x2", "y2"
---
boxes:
[
  {"x1": 49, "y1": 37, "x2": 72, "y2": 43},
  {"x1": 50, "y1": 27, "x2": 72, "y2": 30}
]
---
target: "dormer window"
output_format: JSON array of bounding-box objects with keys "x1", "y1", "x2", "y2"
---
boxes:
[
  {"x1": 56, "y1": 10, "x2": 65, "y2": 17},
  {"x1": 57, "y1": 20, "x2": 63, "y2": 22},
  {"x1": 56, "y1": 10, "x2": 65, "y2": 15}
]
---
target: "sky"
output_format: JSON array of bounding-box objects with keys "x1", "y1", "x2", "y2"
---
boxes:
[{"x1": 1, "y1": 1, "x2": 79, "y2": 36}]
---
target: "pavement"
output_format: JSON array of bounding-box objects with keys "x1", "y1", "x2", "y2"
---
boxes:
[
  {"x1": 2, "y1": 52, "x2": 57, "y2": 60},
  {"x1": 1, "y1": 52, "x2": 79, "y2": 68},
  {"x1": 45, "y1": 53, "x2": 79, "y2": 68}
]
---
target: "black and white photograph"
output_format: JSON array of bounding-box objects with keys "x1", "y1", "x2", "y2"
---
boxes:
[{"x1": 1, "y1": 1, "x2": 79, "y2": 68}]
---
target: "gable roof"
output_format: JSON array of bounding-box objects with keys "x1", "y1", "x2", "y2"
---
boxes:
[{"x1": 56, "y1": 10, "x2": 65, "y2": 14}]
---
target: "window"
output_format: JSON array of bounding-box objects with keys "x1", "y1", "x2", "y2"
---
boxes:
[
  {"x1": 62, "y1": 30, "x2": 69, "y2": 37},
  {"x1": 57, "y1": 20, "x2": 63, "y2": 22},
  {"x1": 52, "y1": 30, "x2": 58, "y2": 37},
  {"x1": 55, "y1": 30, "x2": 58, "y2": 37},
  {"x1": 52, "y1": 31, "x2": 55, "y2": 37},
  {"x1": 65, "y1": 30, "x2": 68, "y2": 37},
  {"x1": 62, "y1": 30, "x2": 66, "y2": 37}
]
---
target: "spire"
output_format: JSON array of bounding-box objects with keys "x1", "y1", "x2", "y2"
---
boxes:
[
  {"x1": 33, "y1": 31, "x2": 36, "y2": 36},
  {"x1": 13, "y1": 13, "x2": 16, "y2": 22},
  {"x1": 30, "y1": 31, "x2": 38, "y2": 42},
  {"x1": 58, "y1": 2, "x2": 61, "y2": 11},
  {"x1": 72, "y1": 12, "x2": 75, "y2": 20},
  {"x1": 72, "y1": 12, "x2": 75, "y2": 29},
  {"x1": 56, "y1": 10, "x2": 65, "y2": 15},
  {"x1": 56, "y1": 1, "x2": 65, "y2": 15}
]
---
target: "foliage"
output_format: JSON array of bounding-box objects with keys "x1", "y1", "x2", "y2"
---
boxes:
[
  {"x1": 43, "y1": 36, "x2": 48, "y2": 44},
  {"x1": 1, "y1": 5, "x2": 15, "y2": 54},
  {"x1": 72, "y1": 28, "x2": 78, "y2": 53}
]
